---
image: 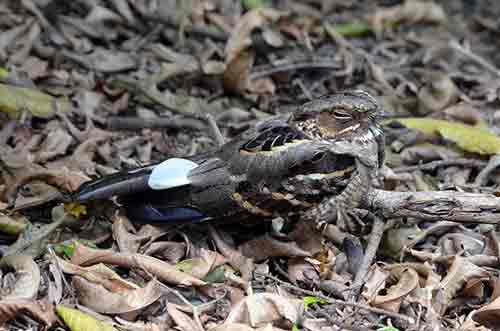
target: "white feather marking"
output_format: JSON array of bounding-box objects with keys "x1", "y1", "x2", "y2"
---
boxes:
[{"x1": 148, "y1": 158, "x2": 199, "y2": 190}]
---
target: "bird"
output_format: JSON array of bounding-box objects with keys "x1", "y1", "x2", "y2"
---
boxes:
[{"x1": 20, "y1": 91, "x2": 385, "y2": 230}]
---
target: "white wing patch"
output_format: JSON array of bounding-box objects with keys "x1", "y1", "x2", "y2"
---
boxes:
[{"x1": 148, "y1": 158, "x2": 199, "y2": 190}]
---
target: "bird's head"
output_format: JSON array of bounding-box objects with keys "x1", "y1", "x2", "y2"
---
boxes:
[{"x1": 290, "y1": 90, "x2": 382, "y2": 141}]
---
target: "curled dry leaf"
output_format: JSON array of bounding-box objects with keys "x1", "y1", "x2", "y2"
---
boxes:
[
  {"x1": 370, "y1": 0, "x2": 446, "y2": 35},
  {"x1": 225, "y1": 8, "x2": 287, "y2": 64},
  {"x1": 223, "y1": 50, "x2": 254, "y2": 94},
  {"x1": 433, "y1": 257, "x2": 489, "y2": 316},
  {"x1": 225, "y1": 293, "x2": 303, "y2": 328},
  {"x1": 371, "y1": 267, "x2": 420, "y2": 312},
  {"x1": 0, "y1": 254, "x2": 40, "y2": 300},
  {"x1": 112, "y1": 214, "x2": 151, "y2": 254},
  {"x1": 35, "y1": 127, "x2": 74, "y2": 163},
  {"x1": 177, "y1": 247, "x2": 227, "y2": 280},
  {"x1": 0, "y1": 299, "x2": 57, "y2": 326},
  {"x1": 70, "y1": 243, "x2": 206, "y2": 286},
  {"x1": 63, "y1": 48, "x2": 137, "y2": 73},
  {"x1": 143, "y1": 241, "x2": 187, "y2": 263},
  {"x1": 166, "y1": 303, "x2": 204, "y2": 331},
  {"x1": 239, "y1": 234, "x2": 311, "y2": 261},
  {"x1": 472, "y1": 296, "x2": 500, "y2": 329},
  {"x1": 287, "y1": 257, "x2": 319, "y2": 286},
  {"x1": 56, "y1": 305, "x2": 116, "y2": 331},
  {"x1": 418, "y1": 72, "x2": 459, "y2": 114},
  {"x1": 210, "y1": 323, "x2": 254, "y2": 331},
  {"x1": 209, "y1": 227, "x2": 254, "y2": 282},
  {"x1": 72, "y1": 276, "x2": 162, "y2": 314},
  {"x1": 0, "y1": 83, "x2": 71, "y2": 119},
  {"x1": 4, "y1": 168, "x2": 89, "y2": 207},
  {"x1": 55, "y1": 256, "x2": 138, "y2": 293}
]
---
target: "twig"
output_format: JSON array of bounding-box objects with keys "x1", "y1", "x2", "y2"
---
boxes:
[
  {"x1": 260, "y1": 273, "x2": 414, "y2": 324},
  {"x1": 449, "y1": 40, "x2": 500, "y2": 77},
  {"x1": 157, "y1": 282, "x2": 204, "y2": 331},
  {"x1": 314, "y1": 305, "x2": 372, "y2": 331},
  {"x1": 107, "y1": 116, "x2": 206, "y2": 131},
  {"x1": 392, "y1": 158, "x2": 487, "y2": 173},
  {"x1": 474, "y1": 154, "x2": 500, "y2": 186},
  {"x1": 366, "y1": 189, "x2": 500, "y2": 224},
  {"x1": 350, "y1": 214, "x2": 385, "y2": 300},
  {"x1": 144, "y1": 14, "x2": 228, "y2": 41},
  {"x1": 204, "y1": 114, "x2": 225, "y2": 147}
]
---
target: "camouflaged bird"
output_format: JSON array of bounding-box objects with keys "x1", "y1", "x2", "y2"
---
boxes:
[{"x1": 65, "y1": 91, "x2": 385, "y2": 230}]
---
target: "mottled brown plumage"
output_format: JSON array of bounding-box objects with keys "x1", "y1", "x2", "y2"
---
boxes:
[{"x1": 66, "y1": 91, "x2": 385, "y2": 229}]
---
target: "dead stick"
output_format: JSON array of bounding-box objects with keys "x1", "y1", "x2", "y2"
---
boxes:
[
  {"x1": 350, "y1": 214, "x2": 385, "y2": 300},
  {"x1": 366, "y1": 189, "x2": 500, "y2": 224}
]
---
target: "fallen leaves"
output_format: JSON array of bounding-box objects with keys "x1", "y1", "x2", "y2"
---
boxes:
[
  {"x1": 0, "y1": 254, "x2": 40, "y2": 300},
  {"x1": 391, "y1": 118, "x2": 500, "y2": 155},
  {"x1": 72, "y1": 277, "x2": 162, "y2": 314},
  {"x1": 70, "y1": 242, "x2": 206, "y2": 287},
  {"x1": 0, "y1": 299, "x2": 56, "y2": 326},
  {"x1": 56, "y1": 305, "x2": 116, "y2": 331},
  {"x1": 225, "y1": 293, "x2": 303, "y2": 328},
  {"x1": 0, "y1": 83, "x2": 71, "y2": 118}
]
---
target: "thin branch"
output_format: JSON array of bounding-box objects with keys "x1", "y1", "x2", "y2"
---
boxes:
[
  {"x1": 350, "y1": 214, "x2": 385, "y2": 300},
  {"x1": 366, "y1": 189, "x2": 500, "y2": 224},
  {"x1": 392, "y1": 158, "x2": 487, "y2": 173},
  {"x1": 260, "y1": 273, "x2": 414, "y2": 324}
]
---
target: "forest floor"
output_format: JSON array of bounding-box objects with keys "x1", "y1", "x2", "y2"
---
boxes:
[{"x1": 2, "y1": 0, "x2": 500, "y2": 330}]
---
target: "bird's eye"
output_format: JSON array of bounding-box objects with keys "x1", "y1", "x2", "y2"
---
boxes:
[{"x1": 332, "y1": 110, "x2": 352, "y2": 121}]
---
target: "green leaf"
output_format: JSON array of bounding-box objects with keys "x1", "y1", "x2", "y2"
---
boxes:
[
  {"x1": 303, "y1": 296, "x2": 328, "y2": 309},
  {"x1": 292, "y1": 323, "x2": 301, "y2": 331},
  {"x1": 202, "y1": 265, "x2": 226, "y2": 283},
  {"x1": 0, "y1": 214, "x2": 28, "y2": 235},
  {"x1": 377, "y1": 327, "x2": 400, "y2": 331},
  {"x1": 391, "y1": 118, "x2": 500, "y2": 155},
  {"x1": 56, "y1": 305, "x2": 116, "y2": 331},
  {"x1": 330, "y1": 22, "x2": 372, "y2": 37},
  {"x1": 176, "y1": 259, "x2": 194, "y2": 272},
  {"x1": 0, "y1": 83, "x2": 71, "y2": 118},
  {"x1": 242, "y1": 0, "x2": 269, "y2": 10},
  {"x1": 0, "y1": 67, "x2": 8, "y2": 78}
]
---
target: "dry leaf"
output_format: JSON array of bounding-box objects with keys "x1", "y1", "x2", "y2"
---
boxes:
[
  {"x1": 0, "y1": 299, "x2": 56, "y2": 326},
  {"x1": 239, "y1": 234, "x2": 311, "y2": 261},
  {"x1": 225, "y1": 8, "x2": 286, "y2": 64},
  {"x1": 0, "y1": 254, "x2": 40, "y2": 300},
  {"x1": 166, "y1": 303, "x2": 204, "y2": 331},
  {"x1": 55, "y1": 256, "x2": 138, "y2": 293},
  {"x1": 370, "y1": 0, "x2": 446, "y2": 35},
  {"x1": 70, "y1": 243, "x2": 206, "y2": 287},
  {"x1": 177, "y1": 247, "x2": 227, "y2": 280},
  {"x1": 72, "y1": 276, "x2": 162, "y2": 314},
  {"x1": 371, "y1": 267, "x2": 420, "y2": 312},
  {"x1": 433, "y1": 257, "x2": 489, "y2": 315},
  {"x1": 209, "y1": 227, "x2": 254, "y2": 282},
  {"x1": 225, "y1": 293, "x2": 303, "y2": 328}
]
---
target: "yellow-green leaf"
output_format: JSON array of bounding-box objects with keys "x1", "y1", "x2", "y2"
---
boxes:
[
  {"x1": 0, "y1": 214, "x2": 28, "y2": 235},
  {"x1": 176, "y1": 259, "x2": 194, "y2": 272},
  {"x1": 64, "y1": 203, "x2": 88, "y2": 218},
  {"x1": 392, "y1": 118, "x2": 500, "y2": 155},
  {"x1": 303, "y1": 296, "x2": 328, "y2": 309},
  {"x1": 56, "y1": 305, "x2": 116, "y2": 331},
  {"x1": 0, "y1": 67, "x2": 8, "y2": 78},
  {"x1": 0, "y1": 83, "x2": 71, "y2": 118},
  {"x1": 330, "y1": 22, "x2": 372, "y2": 37}
]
